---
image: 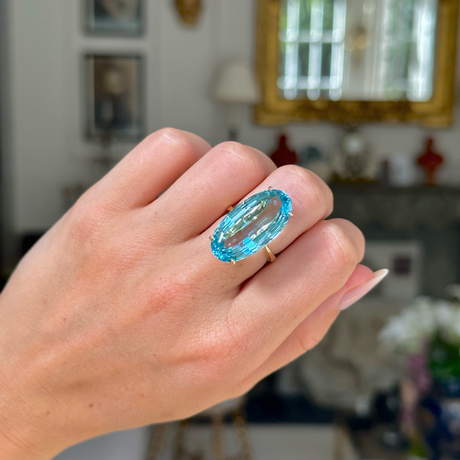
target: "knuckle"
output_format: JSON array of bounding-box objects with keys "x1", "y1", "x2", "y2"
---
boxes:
[
  {"x1": 218, "y1": 142, "x2": 267, "y2": 182},
  {"x1": 320, "y1": 220, "x2": 361, "y2": 273},
  {"x1": 154, "y1": 127, "x2": 197, "y2": 154},
  {"x1": 154, "y1": 127, "x2": 184, "y2": 143},
  {"x1": 321, "y1": 181, "x2": 334, "y2": 216},
  {"x1": 277, "y1": 165, "x2": 333, "y2": 217}
]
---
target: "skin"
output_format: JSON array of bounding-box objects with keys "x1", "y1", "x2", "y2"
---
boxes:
[{"x1": 0, "y1": 129, "x2": 371, "y2": 460}]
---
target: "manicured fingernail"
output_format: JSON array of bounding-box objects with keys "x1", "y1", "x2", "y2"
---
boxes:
[{"x1": 339, "y1": 269, "x2": 389, "y2": 311}]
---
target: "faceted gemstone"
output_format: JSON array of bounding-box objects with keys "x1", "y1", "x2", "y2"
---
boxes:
[{"x1": 211, "y1": 189, "x2": 292, "y2": 263}]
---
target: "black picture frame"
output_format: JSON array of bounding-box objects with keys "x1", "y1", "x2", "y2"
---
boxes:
[
  {"x1": 84, "y1": 54, "x2": 145, "y2": 141},
  {"x1": 84, "y1": 0, "x2": 145, "y2": 37}
]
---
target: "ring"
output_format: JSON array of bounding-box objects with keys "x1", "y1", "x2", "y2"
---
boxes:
[
  {"x1": 210, "y1": 187, "x2": 293, "y2": 264},
  {"x1": 264, "y1": 245, "x2": 276, "y2": 263}
]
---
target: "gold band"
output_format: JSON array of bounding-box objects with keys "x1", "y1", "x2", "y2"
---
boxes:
[{"x1": 264, "y1": 245, "x2": 276, "y2": 263}]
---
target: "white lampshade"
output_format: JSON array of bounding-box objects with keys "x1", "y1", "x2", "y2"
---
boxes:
[{"x1": 213, "y1": 61, "x2": 260, "y2": 104}]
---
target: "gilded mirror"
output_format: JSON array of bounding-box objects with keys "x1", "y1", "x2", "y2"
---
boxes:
[{"x1": 256, "y1": 0, "x2": 459, "y2": 126}]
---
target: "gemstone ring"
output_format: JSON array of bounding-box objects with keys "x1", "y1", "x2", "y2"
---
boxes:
[{"x1": 210, "y1": 187, "x2": 293, "y2": 264}]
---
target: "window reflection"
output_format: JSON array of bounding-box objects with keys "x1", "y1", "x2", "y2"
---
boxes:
[{"x1": 278, "y1": 0, "x2": 438, "y2": 101}]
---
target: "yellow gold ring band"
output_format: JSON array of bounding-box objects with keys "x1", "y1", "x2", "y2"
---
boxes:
[{"x1": 264, "y1": 245, "x2": 276, "y2": 263}]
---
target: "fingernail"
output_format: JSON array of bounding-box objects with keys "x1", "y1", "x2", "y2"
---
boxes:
[{"x1": 339, "y1": 269, "x2": 389, "y2": 311}]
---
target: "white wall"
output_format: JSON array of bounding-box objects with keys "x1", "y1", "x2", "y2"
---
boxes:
[{"x1": 7, "y1": 0, "x2": 460, "y2": 236}]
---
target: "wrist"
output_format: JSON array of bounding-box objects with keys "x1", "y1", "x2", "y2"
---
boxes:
[
  {"x1": 0, "y1": 336, "x2": 64, "y2": 460},
  {"x1": 0, "y1": 429, "x2": 45, "y2": 460},
  {"x1": 0, "y1": 390, "x2": 55, "y2": 460},
  {"x1": 0, "y1": 372, "x2": 62, "y2": 460}
]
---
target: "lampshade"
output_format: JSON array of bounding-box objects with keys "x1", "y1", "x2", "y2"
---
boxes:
[{"x1": 213, "y1": 61, "x2": 260, "y2": 104}]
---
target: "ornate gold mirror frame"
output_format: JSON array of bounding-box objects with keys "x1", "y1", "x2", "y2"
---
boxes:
[{"x1": 255, "y1": 0, "x2": 459, "y2": 126}]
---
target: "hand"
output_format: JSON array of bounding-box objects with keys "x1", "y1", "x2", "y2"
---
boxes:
[{"x1": 0, "y1": 129, "x2": 370, "y2": 459}]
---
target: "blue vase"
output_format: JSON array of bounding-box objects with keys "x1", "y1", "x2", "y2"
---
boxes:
[{"x1": 418, "y1": 378, "x2": 460, "y2": 460}]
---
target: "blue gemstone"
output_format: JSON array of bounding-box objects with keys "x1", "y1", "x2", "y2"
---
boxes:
[{"x1": 211, "y1": 189, "x2": 292, "y2": 262}]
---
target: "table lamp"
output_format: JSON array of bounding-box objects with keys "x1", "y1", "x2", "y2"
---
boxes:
[{"x1": 213, "y1": 61, "x2": 260, "y2": 142}]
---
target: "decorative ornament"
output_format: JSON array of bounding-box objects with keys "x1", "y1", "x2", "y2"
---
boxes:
[
  {"x1": 416, "y1": 137, "x2": 444, "y2": 186},
  {"x1": 340, "y1": 129, "x2": 369, "y2": 179},
  {"x1": 270, "y1": 134, "x2": 297, "y2": 167},
  {"x1": 331, "y1": 127, "x2": 377, "y2": 183},
  {"x1": 175, "y1": 0, "x2": 202, "y2": 25}
]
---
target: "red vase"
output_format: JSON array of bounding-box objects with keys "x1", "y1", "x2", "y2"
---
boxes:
[
  {"x1": 416, "y1": 138, "x2": 443, "y2": 186},
  {"x1": 270, "y1": 134, "x2": 297, "y2": 167}
]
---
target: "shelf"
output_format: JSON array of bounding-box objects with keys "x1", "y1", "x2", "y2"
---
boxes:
[{"x1": 330, "y1": 185, "x2": 460, "y2": 229}]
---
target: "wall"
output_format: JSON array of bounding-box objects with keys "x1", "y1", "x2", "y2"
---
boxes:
[
  {"x1": 1, "y1": 0, "x2": 15, "y2": 266},
  {"x1": 7, "y1": 0, "x2": 460, "y2": 235}
]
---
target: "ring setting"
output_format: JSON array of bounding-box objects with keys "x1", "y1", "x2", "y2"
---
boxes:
[{"x1": 210, "y1": 187, "x2": 292, "y2": 264}]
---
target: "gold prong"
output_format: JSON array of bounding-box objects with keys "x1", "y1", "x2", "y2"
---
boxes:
[
  {"x1": 268, "y1": 186, "x2": 273, "y2": 193},
  {"x1": 209, "y1": 236, "x2": 213, "y2": 241},
  {"x1": 226, "y1": 205, "x2": 234, "y2": 213},
  {"x1": 231, "y1": 259, "x2": 236, "y2": 265},
  {"x1": 289, "y1": 212, "x2": 294, "y2": 217}
]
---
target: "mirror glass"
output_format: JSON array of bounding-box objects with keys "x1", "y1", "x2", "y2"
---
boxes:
[{"x1": 278, "y1": 0, "x2": 438, "y2": 101}]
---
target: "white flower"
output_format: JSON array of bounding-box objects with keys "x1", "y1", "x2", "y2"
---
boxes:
[
  {"x1": 380, "y1": 296, "x2": 460, "y2": 354},
  {"x1": 379, "y1": 297, "x2": 436, "y2": 354},
  {"x1": 433, "y1": 300, "x2": 460, "y2": 345}
]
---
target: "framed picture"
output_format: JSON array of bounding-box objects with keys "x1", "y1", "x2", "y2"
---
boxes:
[
  {"x1": 84, "y1": 54, "x2": 144, "y2": 141},
  {"x1": 84, "y1": 0, "x2": 144, "y2": 36},
  {"x1": 363, "y1": 241, "x2": 423, "y2": 300}
]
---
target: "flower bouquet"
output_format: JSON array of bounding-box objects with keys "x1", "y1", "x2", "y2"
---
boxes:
[{"x1": 379, "y1": 293, "x2": 460, "y2": 459}]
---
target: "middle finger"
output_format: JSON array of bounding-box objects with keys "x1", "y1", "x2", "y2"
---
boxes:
[{"x1": 149, "y1": 142, "x2": 276, "y2": 243}]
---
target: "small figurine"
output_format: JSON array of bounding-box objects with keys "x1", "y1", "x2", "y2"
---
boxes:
[
  {"x1": 175, "y1": 0, "x2": 202, "y2": 25},
  {"x1": 416, "y1": 137, "x2": 443, "y2": 186},
  {"x1": 331, "y1": 128, "x2": 377, "y2": 183},
  {"x1": 270, "y1": 134, "x2": 297, "y2": 167}
]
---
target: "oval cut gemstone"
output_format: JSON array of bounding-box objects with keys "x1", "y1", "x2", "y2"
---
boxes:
[{"x1": 211, "y1": 189, "x2": 292, "y2": 262}]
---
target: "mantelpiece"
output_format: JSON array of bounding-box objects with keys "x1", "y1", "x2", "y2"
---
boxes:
[
  {"x1": 331, "y1": 185, "x2": 460, "y2": 229},
  {"x1": 331, "y1": 185, "x2": 460, "y2": 296}
]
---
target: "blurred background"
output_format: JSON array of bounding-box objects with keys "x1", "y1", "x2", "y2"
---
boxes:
[{"x1": 2, "y1": 0, "x2": 460, "y2": 459}]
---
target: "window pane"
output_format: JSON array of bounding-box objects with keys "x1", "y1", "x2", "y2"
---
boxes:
[
  {"x1": 299, "y1": 0, "x2": 312, "y2": 31},
  {"x1": 298, "y1": 43, "x2": 310, "y2": 76},
  {"x1": 279, "y1": 41, "x2": 287, "y2": 78},
  {"x1": 322, "y1": 0, "x2": 335, "y2": 32},
  {"x1": 321, "y1": 43, "x2": 332, "y2": 78},
  {"x1": 277, "y1": 0, "x2": 435, "y2": 101},
  {"x1": 279, "y1": 0, "x2": 288, "y2": 33},
  {"x1": 387, "y1": 0, "x2": 415, "y2": 41}
]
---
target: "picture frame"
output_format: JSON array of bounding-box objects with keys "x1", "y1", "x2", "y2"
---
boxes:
[
  {"x1": 84, "y1": 0, "x2": 144, "y2": 37},
  {"x1": 84, "y1": 54, "x2": 144, "y2": 141},
  {"x1": 363, "y1": 241, "x2": 423, "y2": 300}
]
